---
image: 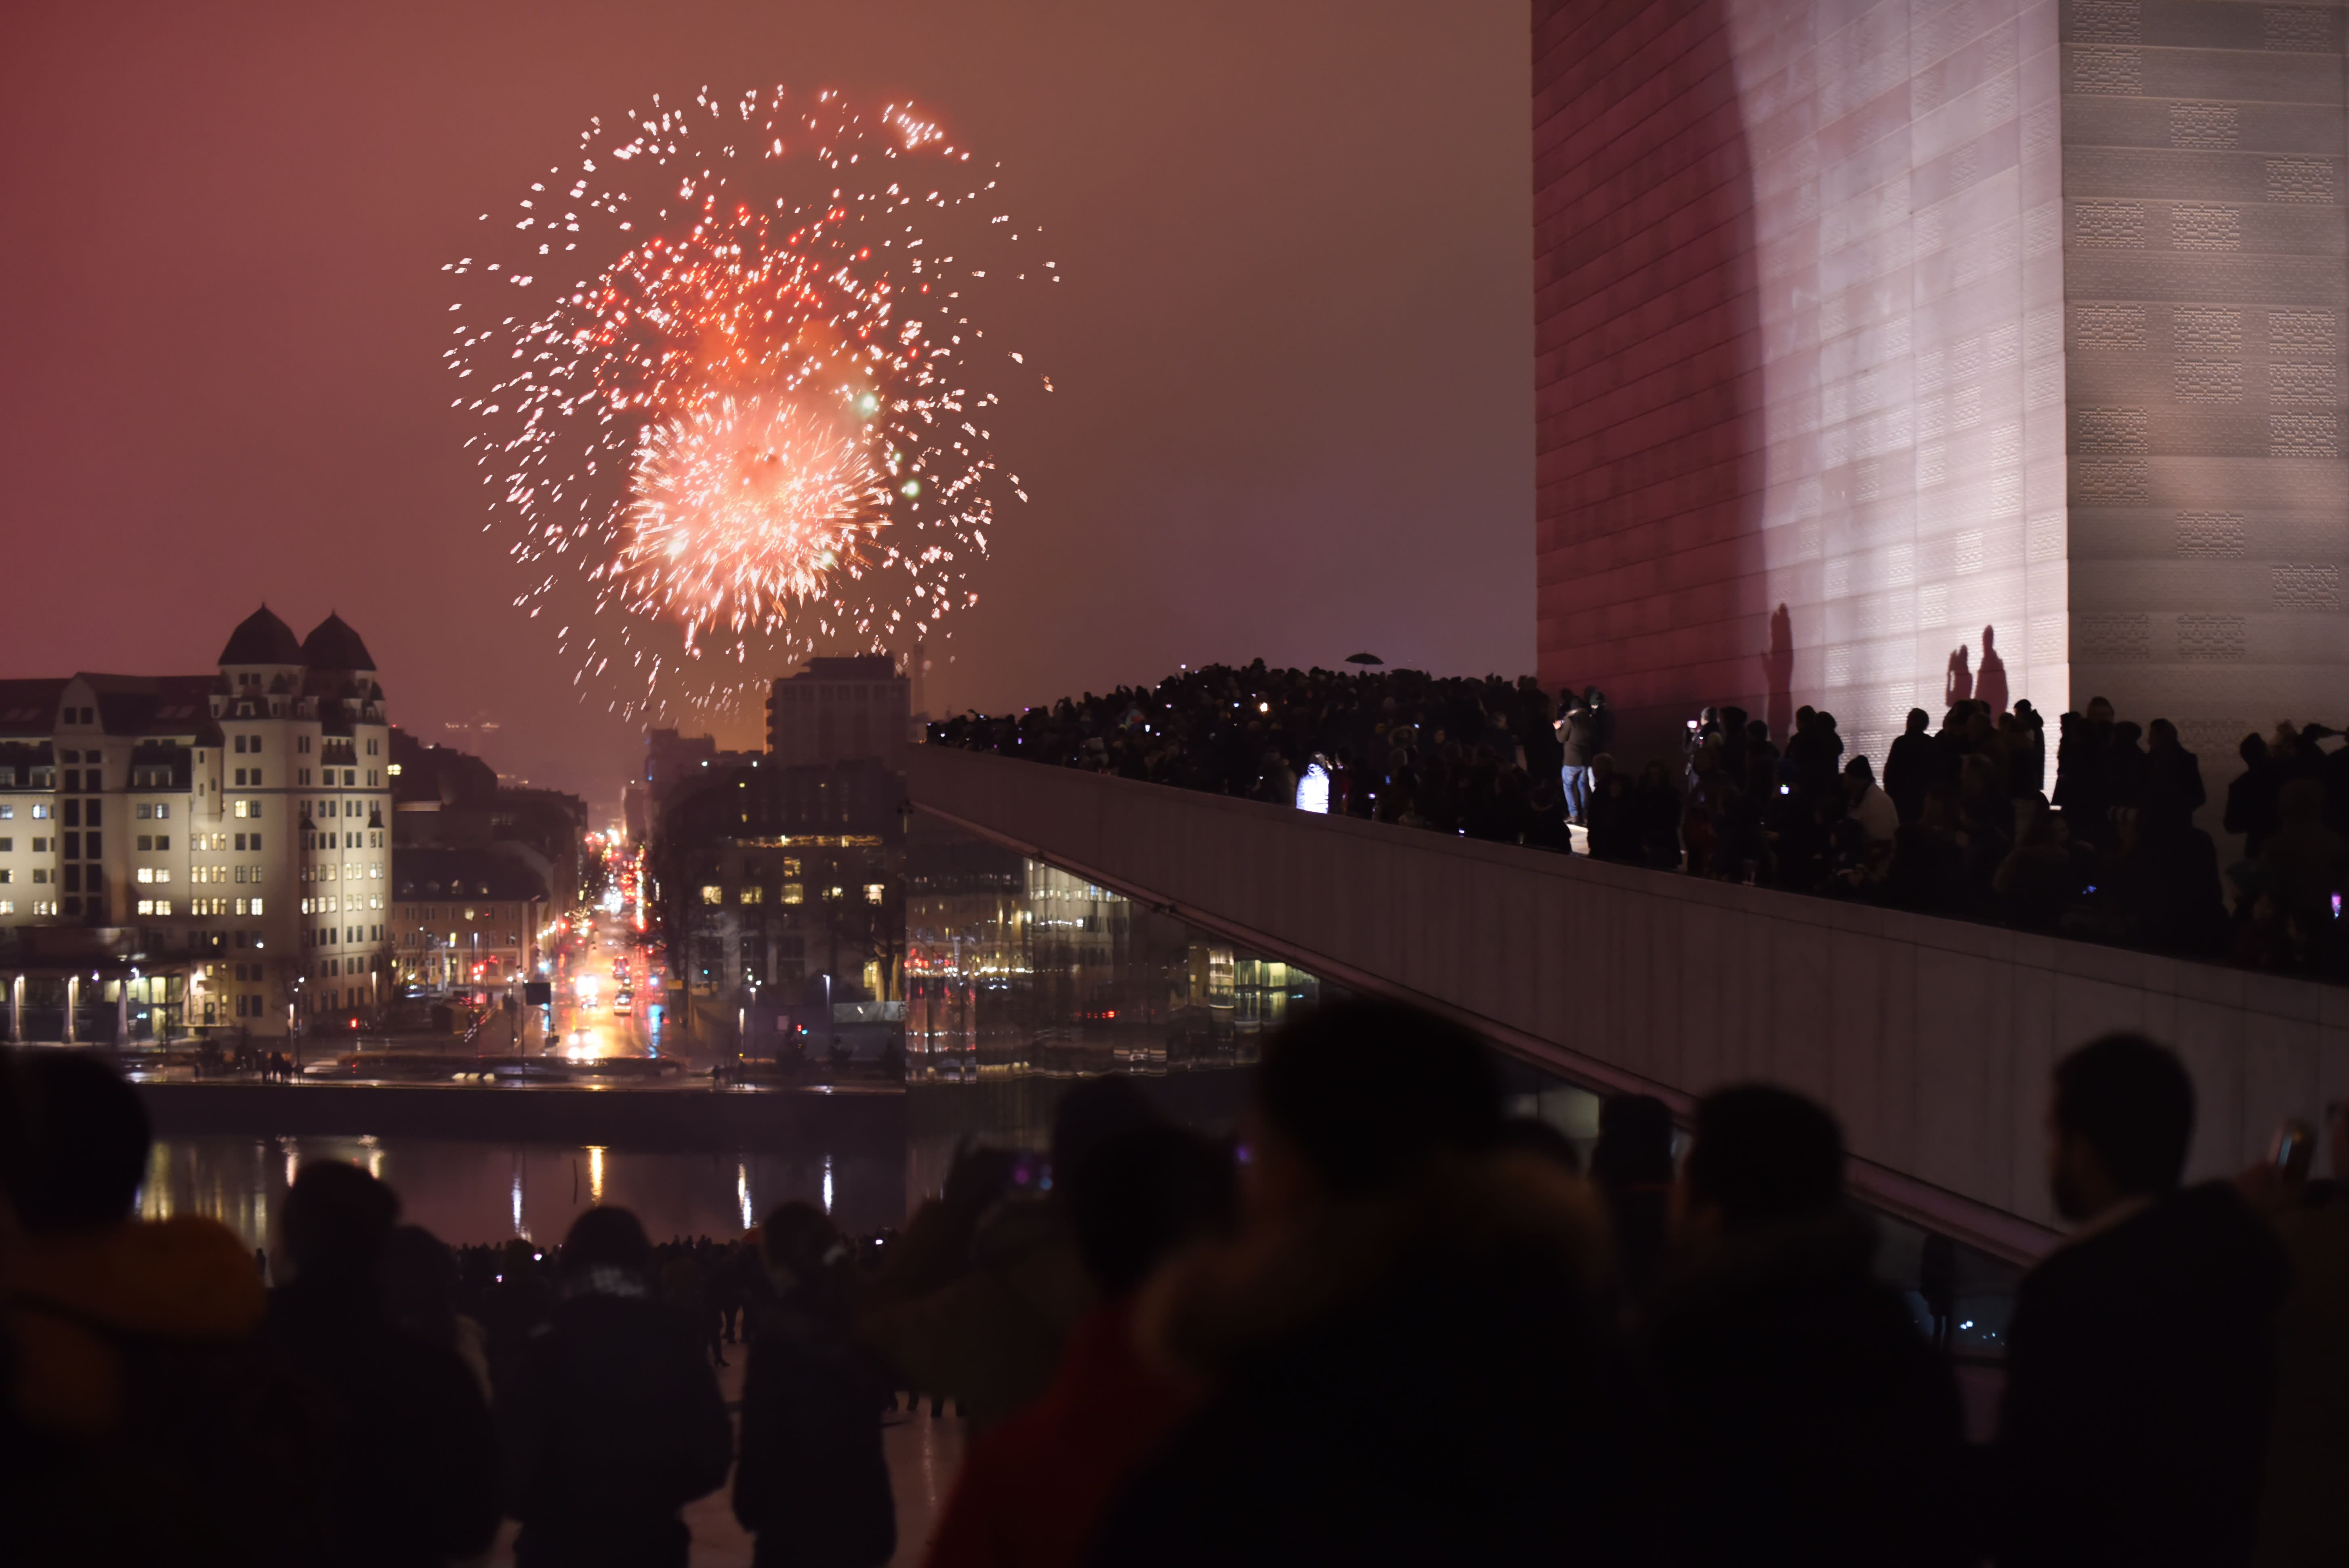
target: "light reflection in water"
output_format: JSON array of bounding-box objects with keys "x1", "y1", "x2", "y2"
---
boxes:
[{"x1": 143, "y1": 1136, "x2": 906, "y2": 1251}]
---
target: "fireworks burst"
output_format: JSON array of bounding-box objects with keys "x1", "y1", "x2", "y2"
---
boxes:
[{"x1": 445, "y1": 87, "x2": 1051, "y2": 718}]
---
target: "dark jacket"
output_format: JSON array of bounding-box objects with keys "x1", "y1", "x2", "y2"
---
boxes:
[
  {"x1": 5, "y1": 1217, "x2": 330, "y2": 1568},
  {"x1": 498, "y1": 1282, "x2": 735, "y2": 1568},
  {"x1": 733, "y1": 1286, "x2": 896, "y2": 1568},
  {"x1": 1645, "y1": 1209, "x2": 1965, "y2": 1567},
  {"x1": 1082, "y1": 1152, "x2": 1643, "y2": 1566},
  {"x1": 268, "y1": 1274, "x2": 502, "y2": 1568},
  {"x1": 1996, "y1": 1184, "x2": 2289, "y2": 1568}
]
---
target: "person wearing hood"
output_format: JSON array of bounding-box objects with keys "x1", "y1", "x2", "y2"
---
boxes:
[
  {"x1": 1081, "y1": 998, "x2": 1639, "y2": 1566},
  {"x1": 1995, "y1": 1034, "x2": 2289, "y2": 1568},
  {"x1": 2, "y1": 1048, "x2": 321, "y2": 1567},
  {"x1": 267, "y1": 1161, "x2": 502, "y2": 1568},
  {"x1": 733, "y1": 1203, "x2": 896, "y2": 1568},
  {"x1": 498, "y1": 1205, "x2": 733, "y2": 1568},
  {"x1": 1645, "y1": 1085, "x2": 1965, "y2": 1567}
]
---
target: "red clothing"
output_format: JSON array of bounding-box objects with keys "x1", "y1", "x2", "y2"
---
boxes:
[{"x1": 924, "y1": 1298, "x2": 1191, "y2": 1568}]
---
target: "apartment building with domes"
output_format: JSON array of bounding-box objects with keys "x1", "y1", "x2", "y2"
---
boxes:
[{"x1": 0, "y1": 605, "x2": 394, "y2": 1041}]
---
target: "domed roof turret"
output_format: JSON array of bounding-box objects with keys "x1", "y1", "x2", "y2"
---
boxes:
[
  {"x1": 301, "y1": 613, "x2": 376, "y2": 672},
  {"x1": 219, "y1": 605, "x2": 302, "y2": 665}
]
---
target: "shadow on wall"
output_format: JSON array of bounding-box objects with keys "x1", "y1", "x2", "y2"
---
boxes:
[
  {"x1": 1946, "y1": 627, "x2": 2009, "y2": 716},
  {"x1": 1763, "y1": 603, "x2": 1793, "y2": 746}
]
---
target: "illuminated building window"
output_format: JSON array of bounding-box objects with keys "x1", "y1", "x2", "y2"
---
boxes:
[
  {"x1": 701, "y1": 885, "x2": 723, "y2": 905},
  {"x1": 782, "y1": 883, "x2": 805, "y2": 905},
  {"x1": 864, "y1": 884, "x2": 885, "y2": 905},
  {"x1": 741, "y1": 886, "x2": 764, "y2": 905}
]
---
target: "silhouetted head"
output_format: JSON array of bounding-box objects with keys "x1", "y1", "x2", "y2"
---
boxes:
[
  {"x1": 284, "y1": 1161, "x2": 401, "y2": 1283},
  {"x1": 1065, "y1": 1124, "x2": 1235, "y2": 1297},
  {"x1": 1495, "y1": 1116, "x2": 1582, "y2": 1174},
  {"x1": 758, "y1": 1201, "x2": 841, "y2": 1281},
  {"x1": 2240, "y1": 733, "x2": 2270, "y2": 766},
  {"x1": 1253, "y1": 998, "x2": 1500, "y2": 1203},
  {"x1": 2086, "y1": 696, "x2": 2114, "y2": 724},
  {"x1": 2148, "y1": 718, "x2": 2179, "y2": 752},
  {"x1": 1050, "y1": 1073, "x2": 1160, "y2": 1180},
  {"x1": 0, "y1": 1048, "x2": 151, "y2": 1232},
  {"x1": 2280, "y1": 777, "x2": 2326, "y2": 826},
  {"x1": 559, "y1": 1204, "x2": 654, "y2": 1282},
  {"x1": 1589, "y1": 1094, "x2": 1676, "y2": 1191},
  {"x1": 1906, "y1": 708, "x2": 1929, "y2": 734},
  {"x1": 2049, "y1": 1035, "x2": 2193, "y2": 1222},
  {"x1": 378, "y1": 1225, "x2": 458, "y2": 1346},
  {"x1": 1684, "y1": 1085, "x2": 1845, "y2": 1231},
  {"x1": 1843, "y1": 756, "x2": 1875, "y2": 798}
]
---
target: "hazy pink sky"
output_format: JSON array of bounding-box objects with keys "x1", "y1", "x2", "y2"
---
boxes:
[{"x1": 0, "y1": 1, "x2": 1532, "y2": 815}]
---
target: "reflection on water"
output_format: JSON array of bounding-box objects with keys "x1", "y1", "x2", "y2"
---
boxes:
[{"x1": 143, "y1": 1136, "x2": 905, "y2": 1251}]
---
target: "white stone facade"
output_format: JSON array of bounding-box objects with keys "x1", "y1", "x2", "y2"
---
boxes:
[{"x1": 0, "y1": 607, "x2": 395, "y2": 1038}]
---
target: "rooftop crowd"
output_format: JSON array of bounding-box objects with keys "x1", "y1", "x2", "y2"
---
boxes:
[
  {"x1": 929, "y1": 663, "x2": 2349, "y2": 976},
  {"x1": 6, "y1": 1010, "x2": 2347, "y2": 1566}
]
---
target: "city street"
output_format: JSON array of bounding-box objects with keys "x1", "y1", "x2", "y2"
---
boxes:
[{"x1": 543, "y1": 905, "x2": 666, "y2": 1062}]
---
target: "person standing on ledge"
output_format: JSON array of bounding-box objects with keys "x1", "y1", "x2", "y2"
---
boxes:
[{"x1": 1994, "y1": 1034, "x2": 2287, "y2": 1568}]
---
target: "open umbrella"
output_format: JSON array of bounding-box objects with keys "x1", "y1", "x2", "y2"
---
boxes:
[{"x1": 1344, "y1": 653, "x2": 1384, "y2": 666}]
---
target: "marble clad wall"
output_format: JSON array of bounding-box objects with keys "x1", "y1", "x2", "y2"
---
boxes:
[
  {"x1": 1537, "y1": 0, "x2": 2069, "y2": 764},
  {"x1": 2059, "y1": 0, "x2": 2349, "y2": 758}
]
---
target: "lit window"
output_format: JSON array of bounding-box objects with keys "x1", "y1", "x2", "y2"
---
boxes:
[
  {"x1": 32, "y1": 806, "x2": 48, "y2": 821},
  {"x1": 740, "y1": 886, "x2": 764, "y2": 905},
  {"x1": 782, "y1": 883, "x2": 805, "y2": 905},
  {"x1": 251, "y1": 896, "x2": 263, "y2": 915},
  {"x1": 0, "y1": 901, "x2": 13, "y2": 915},
  {"x1": 136, "y1": 867, "x2": 154, "y2": 884},
  {"x1": 155, "y1": 804, "x2": 168, "y2": 820},
  {"x1": 700, "y1": 885, "x2": 723, "y2": 905},
  {"x1": 864, "y1": 883, "x2": 886, "y2": 905}
]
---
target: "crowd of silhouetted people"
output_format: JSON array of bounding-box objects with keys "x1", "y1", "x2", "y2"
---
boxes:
[
  {"x1": 930, "y1": 663, "x2": 2349, "y2": 976},
  {"x1": 5, "y1": 1007, "x2": 2347, "y2": 1566}
]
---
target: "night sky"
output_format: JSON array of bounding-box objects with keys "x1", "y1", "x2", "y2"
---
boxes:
[{"x1": 0, "y1": 2, "x2": 1532, "y2": 816}]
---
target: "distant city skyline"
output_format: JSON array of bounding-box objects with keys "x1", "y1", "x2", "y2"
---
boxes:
[{"x1": 0, "y1": 0, "x2": 1535, "y2": 803}]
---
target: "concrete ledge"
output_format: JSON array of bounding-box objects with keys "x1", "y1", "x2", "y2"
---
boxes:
[{"x1": 911, "y1": 747, "x2": 2349, "y2": 1262}]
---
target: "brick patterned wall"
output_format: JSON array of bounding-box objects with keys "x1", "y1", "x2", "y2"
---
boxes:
[
  {"x1": 2059, "y1": 0, "x2": 2349, "y2": 745},
  {"x1": 1536, "y1": 0, "x2": 2069, "y2": 765}
]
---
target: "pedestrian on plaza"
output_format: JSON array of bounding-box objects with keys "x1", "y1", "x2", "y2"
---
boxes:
[
  {"x1": 269, "y1": 1161, "x2": 503, "y2": 1568},
  {"x1": 1646, "y1": 1085, "x2": 1965, "y2": 1567},
  {"x1": 1082, "y1": 998, "x2": 1640, "y2": 1565},
  {"x1": 2240, "y1": 1101, "x2": 2349, "y2": 1567},
  {"x1": 1, "y1": 1047, "x2": 322, "y2": 1566},
  {"x1": 928, "y1": 1121, "x2": 1235, "y2": 1568},
  {"x1": 1588, "y1": 1093, "x2": 1676, "y2": 1309},
  {"x1": 733, "y1": 1203, "x2": 896, "y2": 1568},
  {"x1": 1556, "y1": 691, "x2": 1601, "y2": 826},
  {"x1": 1994, "y1": 1034, "x2": 2288, "y2": 1568},
  {"x1": 498, "y1": 1205, "x2": 734, "y2": 1568},
  {"x1": 862, "y1": 1077, "x2": 1148, "y2": 1433}
]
